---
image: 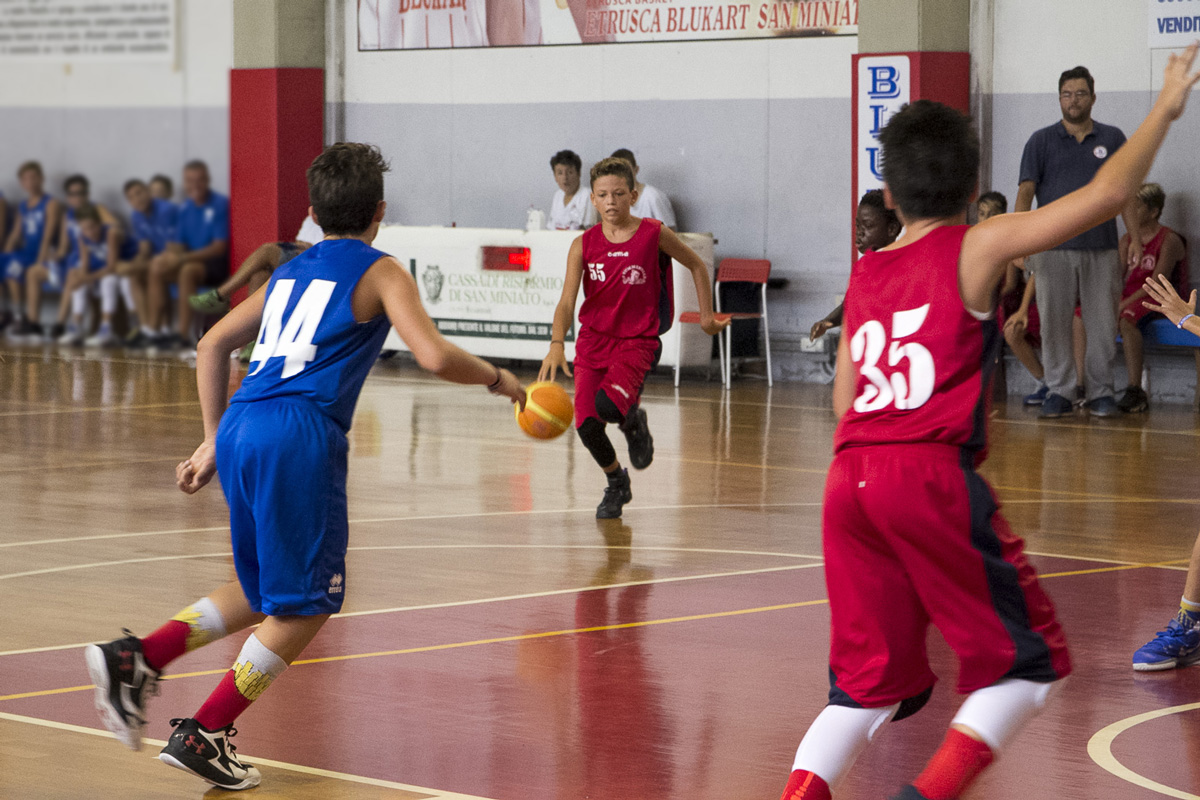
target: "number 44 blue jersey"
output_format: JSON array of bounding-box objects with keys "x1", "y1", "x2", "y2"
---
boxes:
[{"x1": 230, "y1": 238, "x2": 392, "y2": 432}]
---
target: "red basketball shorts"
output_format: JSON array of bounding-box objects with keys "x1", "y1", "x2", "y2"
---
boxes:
[
  {"x1": 822, "y1": 443, "x2": 1071, "y2": 709},
  {"x1": 572, "y1": 329, "x2": 661, "y2": 428}
]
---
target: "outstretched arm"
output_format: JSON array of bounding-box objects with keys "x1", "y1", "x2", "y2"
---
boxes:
[
  {"x1": 832, "y1": 334, "x2": 856, "y2": 418},
  {"x1": 658, "y1": 226, "x2": 729, "y2": 336},
  {"x1": 960, "y1": 43, "x2": 1200, "y2": 311},
  {"x1": 539, "y1": 237, "x2": 585, "y2": 381}
]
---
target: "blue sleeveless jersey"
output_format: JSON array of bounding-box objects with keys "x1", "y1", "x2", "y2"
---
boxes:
[
  {"x1": 18, "y1": 195, "x2": 52, "y2": 258},
  {"x1": 230, "y1": 239, "x2": 392, "y2": 432},
  {"x1": 79, "y1": 225, "x2": 113, "y2": 271}
]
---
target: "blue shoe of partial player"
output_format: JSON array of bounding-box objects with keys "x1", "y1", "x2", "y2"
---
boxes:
[
  {"x1": 1085, "y1": 395, "x2": 1120, "y2": 418},
  {"x1": 890, "y1": 786, "x2": 931, "y2": 800},
  {"x1": 1132, "y1": 613, "x2": 1200, "y2": 672},
  {"x1": 1039, "y1": 392, "x2": 1073, "y2": 419},
  {"x1": 1023, "y1": 384, "x2": 1049, "y2": 406}
]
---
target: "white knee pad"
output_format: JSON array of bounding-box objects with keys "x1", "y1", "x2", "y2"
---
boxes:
[
  {"x1": 99, "y1": 275, "x2": 120, "y2": 315},
  {"x1": 71, "y1": 285, "x2": 89, "y2": 317},
  {"x1": 951, "y1": 678, "x2": 1057, "y2": 752},
  {"x1": 792, "y1": 702, "x2": 900, "y2": 787}
]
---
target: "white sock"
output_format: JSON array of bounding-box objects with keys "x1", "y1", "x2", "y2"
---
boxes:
[
  {"x1": 791, "y1": 703, "x2": 899, "y2": 787},
  {"x1": 951, "y1": 678, "x2": 1055, "y2": 752},
  {"x1": 1182, "y1": 596, "x2": 1200, "y2": 614},
  {"x1": 171, "y1": 596, "x2": 228, "y2": 651},
  {"x1": 232, "y1": 633, "x2": 288, "y2": 702}
]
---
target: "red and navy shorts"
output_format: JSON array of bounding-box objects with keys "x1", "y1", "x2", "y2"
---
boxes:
[
  {"x1": 572, "y1": 329, "x2": 661, "y2": 427},
  {"x1": 822, "y1": 443, "x2": 1071, "y2": 709}
]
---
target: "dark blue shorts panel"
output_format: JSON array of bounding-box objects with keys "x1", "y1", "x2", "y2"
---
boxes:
[{"x1": 217, "y1": 399, "x2": 349, "y2": 616}]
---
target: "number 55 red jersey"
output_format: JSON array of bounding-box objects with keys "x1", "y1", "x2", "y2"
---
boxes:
[{"x1": 834, "y1": 225, "x2": 1000, "y2": 464}]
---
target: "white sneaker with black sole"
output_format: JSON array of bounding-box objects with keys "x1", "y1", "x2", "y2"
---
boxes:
[
  {"x1": 159, "y1": 717, "x2": 262, "y2": 790},
  {"x1": 83, "y1": 630, "x2": 161, "y2": 750}
]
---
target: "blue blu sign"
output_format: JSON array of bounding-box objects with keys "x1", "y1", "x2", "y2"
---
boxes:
[{"x1": 856, "y1": 55, "x2": 910, "y2": 202}]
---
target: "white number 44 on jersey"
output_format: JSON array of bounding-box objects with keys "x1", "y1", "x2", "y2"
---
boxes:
[
  {"x1": 251, "y1": 279, "x2": 336, "y2": 378},
  {"x1": 850, "y1": 304, "x2": 935, "y2": 413}
]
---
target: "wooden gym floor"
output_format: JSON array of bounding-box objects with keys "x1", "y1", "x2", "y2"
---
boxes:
[{"x1": 1, "y1": 344, "x2": 1198, "y2": 799}]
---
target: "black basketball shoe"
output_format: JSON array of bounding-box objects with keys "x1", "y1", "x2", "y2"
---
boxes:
[
  {"x1": 159, "y1": 717, "x2": 262, "y2": 790},
  {"x1": 84, "y1": 630, "x2": 161, "y2": 751},
  {"x1": 620, "y1": 406, "x2": 654, "y2": 470},
  {"x1": 596, "y1": 468, "x2": 632, "y2": 519}
]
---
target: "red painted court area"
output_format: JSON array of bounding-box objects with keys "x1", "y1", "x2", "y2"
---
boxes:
[{"x1": 2, "y1": 552, "x2": 1197, "y2": 799}]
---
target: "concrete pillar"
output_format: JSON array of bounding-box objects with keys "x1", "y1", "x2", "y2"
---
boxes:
[{"x1": 229, "y1": 0, "x2": 325, "y2": 296}]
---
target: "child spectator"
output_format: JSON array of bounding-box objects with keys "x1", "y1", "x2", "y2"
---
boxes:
[
  {"x1": 149, "y1": 174, "x2": 175, "y2": 203},
  {"x1": 1115, "y1": 183, "x2": 1187, "y2": 413},
  {"x1": 57, "y1": 205, "x2": 124, "y2": 346},
  {"x1": 120, "y1": 178, "x2": 180, "y2": 346},
  {"x1": 546, "y1": 149, "x2": 597, "y2": 230},
  {"x1": 147, "y1": 160, "x2": 229, "y2": 349},
  {"x1": 610, "y1": 148, "x2": 676, "y2": 230},
  {"x1": 4, "y1": 161, "x2": 63, "y2": 339},
  {"x1": 810, "y1": 190, "x2": 901, "y2": 340},
  {"x1": 539, "y1": 157, "x2": 726, "y2": 518}
]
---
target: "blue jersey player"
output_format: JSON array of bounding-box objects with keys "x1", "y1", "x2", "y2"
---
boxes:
[
  {"x1": 3, "y1": 161, "x2": 62, "y2": 338},
  {"x1": 85, "y1": 143, "x2": 526, "y2": 791}
]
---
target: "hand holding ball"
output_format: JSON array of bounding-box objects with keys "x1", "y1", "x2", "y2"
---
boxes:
[{"x1": 516, "y1": 382, "x2": 574, "y2": 440}]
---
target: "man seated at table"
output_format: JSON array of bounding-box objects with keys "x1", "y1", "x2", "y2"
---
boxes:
[
  {"x1": 547, "y1": 149, "x2": 597, "y2": 231},
  {"x1": 146, "y1": 160, "x2": 229, "y2": 349},
  {"x1": 610, "y1": 148, "x2": 676, "y2": 230}
]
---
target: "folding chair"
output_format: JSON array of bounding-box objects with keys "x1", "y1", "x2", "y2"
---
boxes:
[
  {"x1": 675, "y1": 310, "x2": 733, "y2": 387},
  {"x1": 714, "y1": 258, "x2": 772, "y2": 388}
]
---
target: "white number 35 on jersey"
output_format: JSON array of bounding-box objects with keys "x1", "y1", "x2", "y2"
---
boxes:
[
  {"x1": 250, "y1": 279, "x2": 336, "y2": 378},
  {"x1": 850, "y1": 304, "x2": 935, "y2": 413}
]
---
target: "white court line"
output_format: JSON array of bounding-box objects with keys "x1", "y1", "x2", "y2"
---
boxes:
[
  {"x1": 0, "y1": 710, "x2": 498, "y2": 799},
  {"x1": 0, "y1": 552, "x2": 232, "y2": 581},
  {"x1": 0, "y1": 561, "x2": 824, "y2": 657},
  {"x1": 0, "y1": 501, "x2": 821, "y2": 549},
  {"x1": 1087, "y1": 702, "x2": 1200, "y2": 800}
]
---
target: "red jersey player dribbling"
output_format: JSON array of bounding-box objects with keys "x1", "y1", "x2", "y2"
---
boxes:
[
  {"x1": 540, "y1": 157, "x2": 726, "y2": 519},
  {"x1": 780, "y1": 45, "x2": 1200, "y2": 800}
]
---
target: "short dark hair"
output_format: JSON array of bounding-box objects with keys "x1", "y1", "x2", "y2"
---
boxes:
[
  {"x1": 64, "y1": 174, "x2": 89, "y2": 194},
  {"x1": 76, "y1": 203, "x2": 101, "y2": 225},
  {"x1": 149, "y1": 173, "x2": 173, "y2": 194},
  {"x1": 878, "y1": 100, "x2": 980, "y2": 221},
  {"x1": 17, "y1": 160, "x2": 43, "y2": 179},
  {"x1": 306, "y1": 142, "x2": 389, "y2": 236},
  {"x1": 550, "y1": 149, "x2": 582, "y2": 173},
  {"x1": 978, "y1": 190, "x2": 1008, "y2": 214},
  {"x1": 123, "y1": 178, "x2": 147, "y2": 194},
  {"x1": 859, "y1": 189, "x2": 900, "y2": 229},
  {"x1": 590, "y1": 157, "x2": 636, "y2": 191},
  {"x1": 610, "y1": 148, "x2": 637, "y2": 169},
  {"x1": 183, "y1": 159, "x2": 209, "y2": 175},
  {"x1": 1058, "y1": 66, "x2": 1095, "y2": 95}
]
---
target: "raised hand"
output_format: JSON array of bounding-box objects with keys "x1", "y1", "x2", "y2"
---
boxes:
[{"x1": 1157, "y1": 41, "x2": 1200, "y2": 121}]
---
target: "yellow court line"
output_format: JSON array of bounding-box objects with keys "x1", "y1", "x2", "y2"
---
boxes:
[
  {"x1": 0, "y1": 400, "x2": 200, "y2": 418},
  {"x1": 0, "y1": 599, "x2": 831, "y2": 703},
  {"x1": 0, "y1": 710, "x2": 498, "y2": 799},
  {"x1": 1087, "y1": 702, "x2": 1200, "y2": 800},
  {"x1": 1038, "y1": 559, "x2": 1190, "y2": 579}
]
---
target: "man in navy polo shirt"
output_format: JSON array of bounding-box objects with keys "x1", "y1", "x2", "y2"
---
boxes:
[
  {"x1": 1017, "y1": 66, "x2": 1133, "y2": 419},
  {"x1": 147, "y1": 160, "x2": 228, "y2": 349}
]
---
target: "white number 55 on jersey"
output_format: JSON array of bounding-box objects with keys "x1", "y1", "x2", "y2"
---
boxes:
[{"x1": 850, "y1": 304, "x2": 935, "y2": 413}]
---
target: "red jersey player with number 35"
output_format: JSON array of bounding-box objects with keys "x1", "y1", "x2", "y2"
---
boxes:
[
  {"x1": 780, "y1": 45, "x2": 1200, "y2": 800},
  {"x1": 540, "y1": 157, "x2": 727, "y2": 519}
]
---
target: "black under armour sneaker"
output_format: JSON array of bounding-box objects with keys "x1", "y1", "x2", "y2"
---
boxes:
[
  {"x1": 159, "y1": 717, "x2": 262, "y2": 790},
  {"x1": 620, "y1": 406, "x2": 654, "y2": 470},
  {"x1": 84, "y1": 630, "x2": 161, "y2": 751},
  {"x1": 596, "y1": 468, "x2": 632, "y2": 519}
]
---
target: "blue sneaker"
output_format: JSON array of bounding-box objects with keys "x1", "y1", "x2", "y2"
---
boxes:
[
  {"x1": 1039, "y1": 393, "x2": 1073, "y2": 418},
  {"x1": 1023, "y1": 384, "x2": 1049, "y2": 406},
  {"x1": 1085, "y1": 395, "x2": 1119, "y2": 418},
  {"x1": 1132, "y1": 613, "x2": 1200, "y2": 672}
]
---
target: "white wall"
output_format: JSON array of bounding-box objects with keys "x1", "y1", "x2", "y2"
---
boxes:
[{"x1": 0, "y1": 0, "x2": 234, "y2": 211}]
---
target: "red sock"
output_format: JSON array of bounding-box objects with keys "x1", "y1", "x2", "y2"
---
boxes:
[
  {"x1": 139, "y1": 620, "x2": 190, "y2": 671},
  {"x1": 780, "y1": 769, "x2": 832, "y2": 800},
  {"x1": 194, "y1": 670, "x2": 254, "y2": 731},
  {"x1": 913, "y1": 728, "x2": 995, "y2": 800}
]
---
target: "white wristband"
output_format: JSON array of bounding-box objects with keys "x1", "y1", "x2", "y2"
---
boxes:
[{"x1": 1178, "y1": 314, "x2": 1195, "y2": 330}]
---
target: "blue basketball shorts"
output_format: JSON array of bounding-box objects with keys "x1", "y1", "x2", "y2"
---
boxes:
[
  {"x1": 4, "y1": 249, "x2": 39, "y2": 283},
  {"x1": 216, "y1": 398, "x2": 350, "y2": 616}
]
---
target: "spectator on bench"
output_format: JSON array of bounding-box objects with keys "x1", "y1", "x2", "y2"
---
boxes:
[
  {"x1": 4, "y1": 161, "x2": 63, "y2": 339},
  {"x1": 57, "y1": 204, "x2": 125, "y2": 347},
  {"x1": 147, "y1": 160, "x2": 229, "y2": 349},
  {"x1": 149, "y1": 174, "x2": 175, "y2": 204},
  {"x1": 121, "y1": 178, "x2": 180, "y2": 346},
  {"x1": 1115, "y1": 183, "x2": 1187, "y2": 414},
  {"x1": 546, "y1": 149, "x2": 597, "y2": 231},
  {"x1": 610, "y1": 148, "x2": 676, "y2": 230}
]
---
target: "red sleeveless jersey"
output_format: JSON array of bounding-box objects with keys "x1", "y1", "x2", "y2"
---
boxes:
[
  {"x1": 834, "y1": 225, "x2": 1000, "y2": 463},
  {"x1": 579, "y1": 218, "x2": 674, "y2": 339}
]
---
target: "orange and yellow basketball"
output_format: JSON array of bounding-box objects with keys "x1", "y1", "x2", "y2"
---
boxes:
[{"x1": 515, "y1": 382, "x2": 574, "y2": 440}]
